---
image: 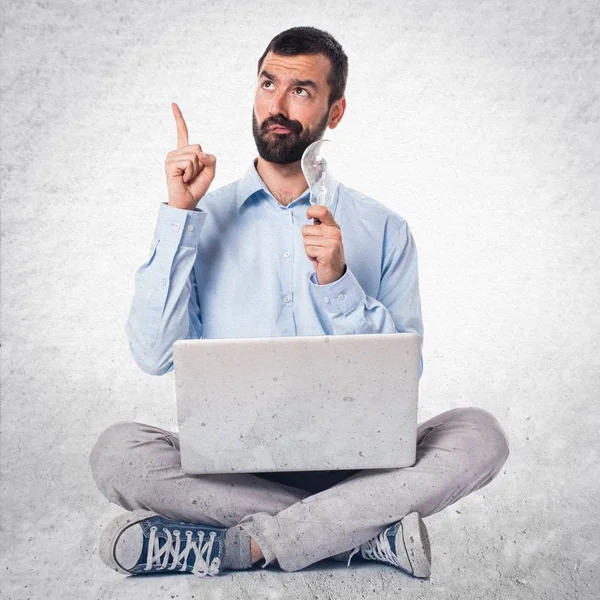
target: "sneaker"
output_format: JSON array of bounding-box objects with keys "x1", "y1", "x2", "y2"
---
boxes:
[
  {"x1": 99, "y1": 510, "x2": 227, "y2": 577},
  {"x1": 346, "y1": 512, "x2": 431, "y2": 578}
]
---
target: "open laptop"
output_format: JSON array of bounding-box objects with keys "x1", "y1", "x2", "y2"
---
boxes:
[{"x1": 173, "y1": 332, "x2": 421, "y2": 475}]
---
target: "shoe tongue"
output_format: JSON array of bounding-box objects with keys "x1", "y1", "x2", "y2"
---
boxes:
[
  {"x1": 141, "y1": 520, "x2": 220, "y2": 574},
  {"x1": 138, "y1": 520, "x2": 182, "y2": 572}
]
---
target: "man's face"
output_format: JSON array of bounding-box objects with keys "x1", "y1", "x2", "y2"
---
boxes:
[{"x1": 253, "y1": 51, "x2": 335, "y2": 164}]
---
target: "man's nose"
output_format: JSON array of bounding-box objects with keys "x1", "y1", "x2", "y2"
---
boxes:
[{"x1": 269, "y1": 90, "x2": 289, "y2": 117}]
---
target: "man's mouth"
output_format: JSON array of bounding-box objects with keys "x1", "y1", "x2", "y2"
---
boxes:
[{"x1": 268, "y1": 125, "x2": 293, "y2": 134}]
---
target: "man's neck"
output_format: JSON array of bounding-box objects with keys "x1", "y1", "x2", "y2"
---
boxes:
[{"x1": 255, "y1": 156, "x2": 309, "y2": 207}]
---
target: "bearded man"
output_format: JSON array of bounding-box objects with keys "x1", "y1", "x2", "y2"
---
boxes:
[{"x1": 90, "y1": 25, "x2": 509, "y2": 580}]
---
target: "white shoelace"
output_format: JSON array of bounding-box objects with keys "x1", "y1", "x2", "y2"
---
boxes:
[
  {"x1": 346, "y1": 527, "x2": 405, "y2": 569},
  {"x1": 144, "y1": 526, "x2": 222, "y2": 576}
]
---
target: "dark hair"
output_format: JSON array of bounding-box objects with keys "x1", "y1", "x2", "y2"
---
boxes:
[{"x1": 257, "y1": 26, "x2": 348, "y2": 108}]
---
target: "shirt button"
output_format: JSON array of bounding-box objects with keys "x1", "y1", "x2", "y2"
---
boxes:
[
  {"x1": 283, "y1": 251, "x2": 290, "y2": 258},
  {"x1": 338, "y1": 293, "x2": 345, "y2": 300},
  {"x1": 283, "y1": 295, "x2": 291, "y2": 303},
  {"x1": 160, "y1": 278, "x2": 167, "y2": 286},
  {"x1": 187, "y1": 225, "x2": 194, "y2": 232},
  {"x1": 324, "y1": 297, "x2": 330, "y2": 303},
  {"x1": 173, "y1": 223, "x2": 180, "y2": 229}
]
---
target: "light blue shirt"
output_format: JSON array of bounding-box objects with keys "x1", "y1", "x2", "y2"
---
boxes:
[{"x1": 126, "y1": 160, "x2": 424, "y2": 376}]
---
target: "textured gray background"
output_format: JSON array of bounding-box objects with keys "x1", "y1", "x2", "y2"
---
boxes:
[{"x1": 1, "y1": 0, "x2": 599, "y2": 598}]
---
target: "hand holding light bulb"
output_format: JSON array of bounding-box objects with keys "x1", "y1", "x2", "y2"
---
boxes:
[{"x1": 301, "y1": 139, "x2": 347, "y2": 285}]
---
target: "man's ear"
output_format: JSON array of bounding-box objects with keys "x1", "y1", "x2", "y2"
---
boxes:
[{"x1": 328, "y1": 97, "x2": 346, "y2": 130}]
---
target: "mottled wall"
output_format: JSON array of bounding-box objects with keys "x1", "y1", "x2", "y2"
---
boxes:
[{"x1": 1, "y1": 1, "x2": 598, "y2": 598}]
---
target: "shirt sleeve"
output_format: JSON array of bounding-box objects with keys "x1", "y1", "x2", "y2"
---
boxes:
[
  {"x1": 125, "y1": 202, "x2": 207, "y2": 376},
  {"x1": 308, "y1": 220, "x2": 424, "y2": 377}
]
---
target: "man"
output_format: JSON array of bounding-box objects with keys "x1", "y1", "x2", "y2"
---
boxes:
[{"x1": 90, "y1": 26, "x2": 509, "y2": 579}]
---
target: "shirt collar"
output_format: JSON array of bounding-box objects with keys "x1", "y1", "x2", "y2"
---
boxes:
[{"x1": 236, "y1": 159, "x2": 311, "y2": 209}]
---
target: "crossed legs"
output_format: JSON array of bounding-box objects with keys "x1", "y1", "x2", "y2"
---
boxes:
[{"x1": 89, "y1": 406, "x2": 509, "y2": 572}]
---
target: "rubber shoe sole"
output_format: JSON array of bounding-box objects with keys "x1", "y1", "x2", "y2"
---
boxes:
[{"x1": 400, "y1": 512, "x2": 431, "y2": 578}]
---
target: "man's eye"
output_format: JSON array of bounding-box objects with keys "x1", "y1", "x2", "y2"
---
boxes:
[
  {"x1": 262, "y1": 81, "x2": 273, "y2": 89},
  {"x1": 295, "y1": 88, "x2": 309, "y2": 96}
]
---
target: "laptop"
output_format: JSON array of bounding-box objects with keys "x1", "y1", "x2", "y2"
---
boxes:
[{"x1": 173, "y1": 332, "x2": 421, "y2": 475}]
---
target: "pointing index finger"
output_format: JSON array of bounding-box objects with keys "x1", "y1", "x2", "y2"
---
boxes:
[{"x1": 172, "y1": 102, "x2": 189, "y2": 149}]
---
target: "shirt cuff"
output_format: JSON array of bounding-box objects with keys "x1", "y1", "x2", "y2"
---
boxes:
[
  {"x1": 309, "y1": 265, "x2": 367, "y2": 316},
  {"x1": 156, "y1": 202, "x2": 208, "y2": 247}
]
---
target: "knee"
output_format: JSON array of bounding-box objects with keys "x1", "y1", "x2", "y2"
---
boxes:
[
  {"x1": 89, "y1": 421, "x2": 144, "y2": 494},
  {"x1": 463, "y1": 407, "x2": 510, "y2": 472},
  {"x1": 446, "y1": 406, "x2": 510, "y2": 476}
]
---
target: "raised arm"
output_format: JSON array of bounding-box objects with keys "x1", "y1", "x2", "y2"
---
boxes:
[{"x1": 125, "y1": 103, "x2": 217, "y2": 375}]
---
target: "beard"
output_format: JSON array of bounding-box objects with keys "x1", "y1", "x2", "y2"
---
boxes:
[{"x1": 252, "y1": 108, "x2": 330, "y2": 164}]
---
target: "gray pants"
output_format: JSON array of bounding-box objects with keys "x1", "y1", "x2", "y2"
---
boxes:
[{"x1": 89, "y1": 406, "x2": 509, "y2": 572}]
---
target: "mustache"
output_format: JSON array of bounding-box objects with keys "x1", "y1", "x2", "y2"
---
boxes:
[{"x1": 261, "y1": 115, "x2": 302, "y2": 134}]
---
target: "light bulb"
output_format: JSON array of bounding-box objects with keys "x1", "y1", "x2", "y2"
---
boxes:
[{"x1": 301, "y1": 139, "x2": 339, "y2": 210}]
